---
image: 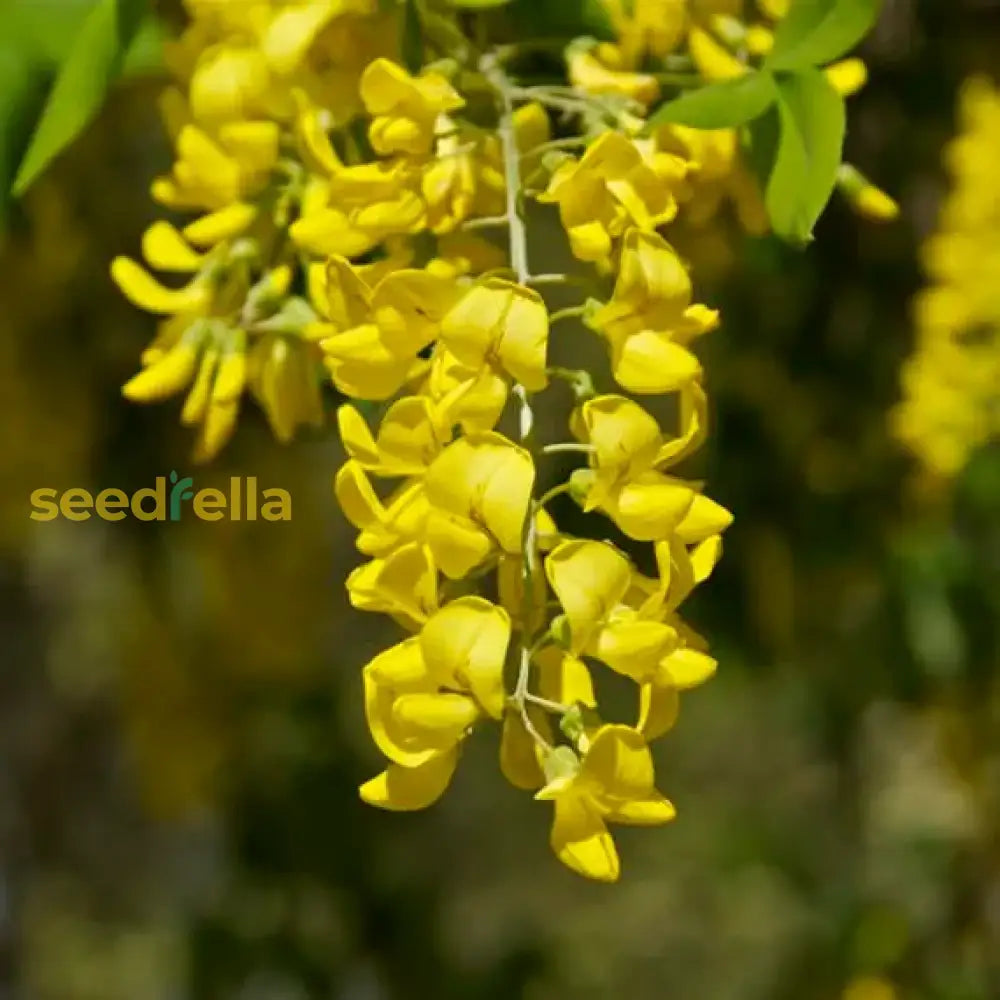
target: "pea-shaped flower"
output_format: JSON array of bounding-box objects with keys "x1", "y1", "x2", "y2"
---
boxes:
[
  {"x1": 440, "y1": 279, "x2": 549, "y2": 391},
  {"x1": 423, "y1": 433, "x2": 536, "y2": 578},
  {"x1": 588, "y1": 228, "x2": 718, "y2": 394},
  {"x1": 536, "y1": 725, "x2": 675, "y2": 882}
]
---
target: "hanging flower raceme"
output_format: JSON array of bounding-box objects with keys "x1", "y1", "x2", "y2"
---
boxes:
[
  {"x1": 893, "y1": 76, "x2": 1000, "y2": 480},
  {"x1": 109, "y1": 0, "x2": 887, "y2": 879},
  {"x1": 314, "y1": 19, "x2": 738, "y2": 884}
]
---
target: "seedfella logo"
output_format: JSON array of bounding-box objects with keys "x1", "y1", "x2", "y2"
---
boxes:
[{"x1": 30, "y1": 473, "x2": 291, "y2": 522}]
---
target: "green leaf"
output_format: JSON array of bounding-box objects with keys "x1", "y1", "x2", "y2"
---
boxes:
[
  {"x1": 446, "y1": 0, "x2": 513, "y2": 7},
  {"x1": 401, "y1": 0, "x2": 424, "y2": 73},
  {"x1": 12, "y1": 0, "x2": 150, "y2": 196},
  {"x1": 647, "y1": 71, "x2": 777, "y2": 130},
  {"x1": 766, "y1": 0, "x2": 882, "y2": 70},
  {"x1": 0, "y1": 53, "x2": 45, "y2": 223},
  {"x1": 753, "y1": 69, "x2": 846, "y2": 244},
  {"x1": 3, "y1": 0, "x2": 100, "y2": 65}
]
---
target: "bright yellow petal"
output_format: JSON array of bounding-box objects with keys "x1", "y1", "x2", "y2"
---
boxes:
[
  {"x1": 500, "y1": 709, "x2": 547, "y2": 790},
  {"x1": 337, "y1": 404, "x2": 381, "y2": 466},
  {"x1": 544, "y1": 540, "x2": 632, "y2": 652},
  {"x1": 637, "y1": 682, "x2": 679, "y2": 740},
  {"x1": 182, "y1": 203, "x2": 257, "y2": 247},
  {"x1": 392, "y1": 692, "x2": 479, "y2": 743},
  {"x1": 611, "y1": 474, "x2": 694, "y2": 541},
  {"x1": 142, "y1": 221, "x2": 204, "y2": 272},
  {"x1": 550, "y1": 794, "x2": 620, "y2": 882},
  {"x1": 420, "y1": 597, "x2": 511, "y2": 718},
  {"x1": 592, "y1": 619, "x2": 677, "y2": 681},
  {"x1": 122, "y1": 341, "x2": 200, "y2": 402},
  {"x1": 535, "y1": 647, "x2": 596, "y2": 707},
  {"x1": 674, "y1": 494, "x2": 733, "y2": 543},
  {"x1": 610, "y1": 330, "x2": 702, "y2": 394},
  {"x1": 424, "y1": 510, "x2": 493, "y2": 580},
  {"x1": 373, "y1": 269, "x2": 458, "y2": 357},
  {"x1": 579, "y1": 394, "x2": 662, "y2": 469},
  {"x1": 334, "y1": 461, "x2": 384, "y2": 532},
  {"x1": 825, "y1": 58, "x2": 867, "y2": 97},
  {"x1": 689, "y1": 26, "x2": 747, "y2": 81},
  {"x1": 658, "y1": 648, "x2": 717, "y2": 690},
  {"x1": 111, "y1": 257, "x2": 209, "y2": 315},
  {"x1": 359, "y1": 749, "x2": 458, "y2": 811},
  {"x1": 582, "y1": 724, "x2": 656, "y2": 798}
]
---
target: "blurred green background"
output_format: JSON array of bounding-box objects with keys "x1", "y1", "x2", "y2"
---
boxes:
[{"x1": 2, "y1": 1, "x2": 1000, "y2": 998}]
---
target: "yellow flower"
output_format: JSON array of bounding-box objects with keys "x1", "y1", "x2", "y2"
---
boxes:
[
  {"x1": 112, "y1": 236, "x2": 264, "y2": 461},
  {"x1": 826, "y1": 57, "x2": 868, "y2": 97},
  {"x1": 247, "y1": 334, "x2": 324, "y2": 444},
  {"x1": 111, "y1": 253, "x2": 213, "y2": 320},
  {"x1": 572, "y1": 383, "x2": 732, "y2": 544},
  {"x1": 602, "y1": 0, "x2": 687, "y2": 66},
  {"x1": 423, "y1": 433, "x2": 536, "y2": 578},
  {"x1": 645, "y1": 123, "x2": 769, "y2": 234},
  {"x1": 539, "y1": 133, "x2": 679, "y2": 262},
  {"x1": 569, "y1": 393, "x2": 717, "y2": 541},
  {"x1": 189, "y1": 44, "x2": 272, "y2": 123},
  {"x1": 421, "y1": 596, "x2": 512, "y2": 717},
  {"x1": 360, "y1": 58, "x2": 464, "y2": 156},
  {"x1": 346, "y1": 541, "x2": 438, "y2": 628},
  {"x1": 500, "y1": 708, "x2": 550, "y2": 790},
  {"x1": 335, "y1": 463, "x2": 430, "y2": 557},
  {"x1": 421, "y1": 129, "x2": 482, "y2": 233},
  {"x1": 546, "y1": 540, "x2": 681, "y2": 684},
  {"x1": 312, "y1": 257, "x2": 456, "y2": 400},
  {"x1": 440, "y1": 279, "x2": 549, "y2": 390},
  {"x1": 183, "y1": 202, "x2": 260, "y2": 248},
  {"x1": 152, "y1": 122, "x2": 279, "y2": 211},
  {"x1": 420, "y1": 343, "x2": 509, "y2": 433},
  {"x1": 337, "y1": 395, "x2": 453, "y2": 476},
  {"x1": 534, "y1": 646, "x2": 596, "y2": 708},
  {"x1": 568, "y1": 44, "x2": 660, "y2": 107},
  {"x1": 837, "y1": 164, "x2": 899, "y2": 222},
  {"x1": 536, "y1": 724, "x2": 675, "y2": 882},
  {"x1": 688, "y1": 25, "x2": 747, "y2": 81},
  {"x1": 359, "y1": 594, "x2": 511, "y2": 809},
  {"x1": 359, "y1": 638, "x2": 469, "y2": 809},
  {"x1": 589, "y1": 229, "x2": 719, "y2": 393},
  {"x1": 290, "y1": 182, "x2": 426, "y2": 258}
]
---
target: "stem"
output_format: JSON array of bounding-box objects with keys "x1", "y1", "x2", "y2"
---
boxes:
[
  {"x1": 549, "y1": 304, "x2": 588, "y2": 325},
  {"x1": 462, "y1": 215, "x2": 509, "y2": 231},
  {"x1": 542, "y1": 442, "x2": 595, "y2": 456},
  {"x1": 509, "y1": 84, "x2": 641, "y2": 124},
  {"x1": 524, "y1": 692, "x2": 571, "y2": 715},
  {"x1": 526, "y1": 272, "x2": 595, "y2": 291},
  {"x1": 529, "y1": 136, "x2": 588, "y2": 156},
  {"x1": 482, "y1": 51, "x2": 548, "y2": 751},
  {"x1": 538, "y1": 481, "x2": 572, "y2": 507}
]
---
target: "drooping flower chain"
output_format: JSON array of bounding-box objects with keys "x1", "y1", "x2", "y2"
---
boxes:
[{"x1": 109, "y1": 0, "x2": 890, "y2": 880}]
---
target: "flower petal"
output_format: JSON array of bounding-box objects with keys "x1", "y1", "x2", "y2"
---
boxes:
[{"x1": 359, "y1": 749, "x2": 458, "y2": 811}]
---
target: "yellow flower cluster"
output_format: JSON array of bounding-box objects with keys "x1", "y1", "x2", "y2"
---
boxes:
[
  {"x1": 311, "y1": 19, "x2": 737, "y2": 883},
  {"x1": 109, "y1": 0, "x2": 520, "y2": 460},
  {"x1": 111, "y1": 0, "x2": 752, "y2": 880},
  {"x1": 893, "y1": 77, "x2": 1000, "y2": 479}
]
